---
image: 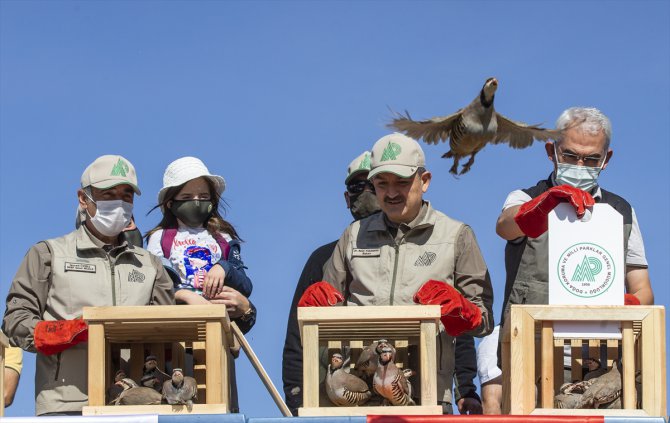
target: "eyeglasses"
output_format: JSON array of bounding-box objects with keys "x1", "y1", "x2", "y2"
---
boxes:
[
  {"x1": 346, "y1": 180, "x2": 375, "y2": 195},
  {"x1": 556, "y1": 149, "x2": 605, "y2": 168}
]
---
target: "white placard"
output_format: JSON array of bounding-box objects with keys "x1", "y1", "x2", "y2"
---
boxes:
[{"x1": 548, "y1": 203, "x2": 624, "y2": 338}]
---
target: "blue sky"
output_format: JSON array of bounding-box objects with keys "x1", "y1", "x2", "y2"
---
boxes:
[{"x1": 1, "y1": 0, "x2": 668, "y2": 417}]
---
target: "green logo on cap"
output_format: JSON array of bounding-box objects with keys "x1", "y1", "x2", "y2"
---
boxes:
[
  {"x1": 381, "y1": 142, "x2": 401, "y2": 161},
  {"x1": 359, "y1": 153, "x2": 371, "y2": 170},
  {"x1": 111, "y1": 159, "x2": 129, "y2": 177}
]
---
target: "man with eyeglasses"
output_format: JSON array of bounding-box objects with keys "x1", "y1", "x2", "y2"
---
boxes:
[
  {"x1": 309, "y1": 134, "x2": 493, "y2": 414},
  {"x1": 496, "y1": 107, "x2": 653, "y2": 330}
]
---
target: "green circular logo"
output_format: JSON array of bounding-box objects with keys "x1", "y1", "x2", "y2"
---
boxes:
[{"x1": 556, "y1": 242, "x2": 616, "y2": 298}]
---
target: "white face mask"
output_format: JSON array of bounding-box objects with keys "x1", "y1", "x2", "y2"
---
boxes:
[
  {"x1": 86, "y1": 199, "x2": 133, "y2": 237},
  {"x1": 554, "y1": 149, "x2": 605, "y2": 192}
]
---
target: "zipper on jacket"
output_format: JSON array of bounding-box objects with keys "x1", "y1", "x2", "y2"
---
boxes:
[
  {"x1": 108, "y1": 255, "x2": 117, "y2": 306},
  {"x1": 389, "y1": 243, "x2": 400, "y2": 305},
  {"x1": 54, "y1": 352, "x2": 62, "y2": 381},
  {"x1": 389, "y1": 232, "x2": 408, "y2": 305}
]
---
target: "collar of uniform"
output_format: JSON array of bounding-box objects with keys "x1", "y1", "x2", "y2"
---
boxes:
[
  {"x1": 549, "y1": 172, "x2": 602, "y2": 200},
  {"x1": 367, "y1": 201, "x2": 436, "y2": 233},
  {"x1": 76, "y1": 224, "x2": 130, "y2": 252}
]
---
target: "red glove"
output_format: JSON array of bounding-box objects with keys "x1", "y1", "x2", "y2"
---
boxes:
[
  {"x1": 624, "y1": 293, "x2": 640, "y2": 305},
  {"x1": 413, "y1": 280, "x2": 482, "y2": 337},
  {"x1": 514, "y1": 185, "x2": 595, "y2": 238},
  {"x1": 34, "y1": 319, "x2": 88, "y2": 356},
  {"x1": 298, "y1": 281, "x2": 344, "y2": 307}
]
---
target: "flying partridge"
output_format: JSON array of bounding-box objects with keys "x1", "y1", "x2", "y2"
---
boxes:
[{"x1": 389, "y1": 77, "x2": 560, "y2": 175}]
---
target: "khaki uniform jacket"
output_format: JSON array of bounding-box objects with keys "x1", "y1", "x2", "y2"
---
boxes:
[
  {"x1": 2, "y1": 225, "x2": 175, "y2": 415},
  {"x1": 322, "y1": 202, "x2": 493, "y2": 405}
]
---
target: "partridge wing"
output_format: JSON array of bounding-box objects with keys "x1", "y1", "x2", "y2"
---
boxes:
[
  {"x1": 494, "y1": 113, "x2": 561, "y2": 148},
  {"x1": 344, "y1": 372, "x2": 370, "y2": 394},
  {"x1": 389, "y1": 111, "x2": 462, "y2": 145},
  {"x1": 185, "y1": 377, "x2": 198, "y2": 401}
]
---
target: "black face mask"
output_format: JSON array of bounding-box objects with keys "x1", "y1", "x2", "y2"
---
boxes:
[
  {"x1": 350, "y1": 191, "x2": 381, "y2": 221},
  {"x1": 121, "y1": 227, "x2": 144, "y2": 248},
  {"x1": 170, "y1": 200, "x2": 213, "y2": 227}
]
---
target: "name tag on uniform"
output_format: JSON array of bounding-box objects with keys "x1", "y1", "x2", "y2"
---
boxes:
[
  {"x1": 64, "y1": 262, "x2": 96, "y2": 273},
  {"x1": 352, "y1": 248, "x2": 381, "y2": 257}
]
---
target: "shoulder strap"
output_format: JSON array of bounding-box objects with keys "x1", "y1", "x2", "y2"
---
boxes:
[
  {"x1": 160, "y1": 229, "x2": 177, "y2": 258},
  {"x1": 213, "y1": 232, "x2": 231, "y2": 260}
]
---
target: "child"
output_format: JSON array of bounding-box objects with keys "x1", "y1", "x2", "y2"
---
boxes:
[{"x1": 146, "y1": 157, "x2": 255, "y2": 333}]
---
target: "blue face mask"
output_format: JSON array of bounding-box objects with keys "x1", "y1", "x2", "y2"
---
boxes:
[{"x1": 554, "y1": 149, "x2": 605, "y2": 192}]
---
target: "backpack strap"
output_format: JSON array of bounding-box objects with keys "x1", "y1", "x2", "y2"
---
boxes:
[
  {"x1": 160, "y1": 228, "x2": 177, "y2": 258},
  {"x1": 213, "y1": 232, "x2": 231, "y2": 260}
]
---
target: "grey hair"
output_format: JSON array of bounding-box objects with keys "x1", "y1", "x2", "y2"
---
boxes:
[{"x1": 555, "y1": 107, "x2": 612, "y2": 150}]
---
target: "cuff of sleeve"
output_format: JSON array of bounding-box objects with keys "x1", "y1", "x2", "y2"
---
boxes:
[{"x1": 216, "y1": 259, "x2": 232, "y2": 276}]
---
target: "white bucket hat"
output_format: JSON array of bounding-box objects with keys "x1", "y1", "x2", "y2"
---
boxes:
[{"x1": 157, "y1": 157, "x2": 226, "y2": 206}]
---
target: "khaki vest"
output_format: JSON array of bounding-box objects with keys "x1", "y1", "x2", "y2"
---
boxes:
[
  {"x1": 339, "y1": 206, "x2": 464, "y2": 405},
  {"x1": 35, "y1": 227, "x2": 159, "y2": 415}
]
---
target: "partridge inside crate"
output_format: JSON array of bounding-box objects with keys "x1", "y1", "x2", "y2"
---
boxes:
[
  {"x1": 82, "y1": 305, "x2": 236, "y2": 415},
  {"x1": 297, "y1": 305, "x2": 443, "y2": 416},
  {"x1": 502, "y1": 305, "x2": 667, "y2": 417}
]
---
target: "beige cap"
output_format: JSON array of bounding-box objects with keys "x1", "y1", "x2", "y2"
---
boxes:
[
  {"x1": 368, "y1": 133, "x2": 425, "y2": 179},
  {"x1": 345, "y1": 151, "x2": 372, "y2": 184},
  {"x1": 81, "y1": 155, "x2": 141, "y2": 194},
  {"x1": 158, "y1": 157, "x2": 225, "y2": 206}
]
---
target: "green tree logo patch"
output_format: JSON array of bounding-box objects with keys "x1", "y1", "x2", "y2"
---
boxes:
[
  {"x1": 381, "y1": 141, "x2": 401, "y2": 161},
  {"x1": 111, "y1": 159, "x2": 129, "y2": 177},
  {"x1": 557, "y1": 242, "x2": 615, "y2": 298},
  {"x1": 359, "y1": 153, "x2": 371, "y2": 170}
]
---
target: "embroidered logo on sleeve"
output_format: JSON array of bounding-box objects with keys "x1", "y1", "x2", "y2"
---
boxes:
[
  {"x1": 414, "y1": 251, "x2": 437, "y2": 266},
  {"x1": 128, "y1": 269, "x2": 146, "y2": 283},
  {"x1": 64, "y1": 262, "x2": 96, "y2": 273}
]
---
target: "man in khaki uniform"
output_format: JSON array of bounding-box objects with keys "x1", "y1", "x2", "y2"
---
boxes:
[
  {"x1": 321, "y1": 133, "x2": 494, "y2": 413},
  {"x1": 2, "y1": 155, "x2": 174, "y2": 416}
]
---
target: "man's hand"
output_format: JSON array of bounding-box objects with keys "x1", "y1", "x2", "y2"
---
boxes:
[
  {"x1": 413, "y1": 280, "x2": 482, "y2": 337},
  {"x1": 203, "y1": 264, "x2": 226, "y2": 299},
  {"x1": 34, "y1": 319, "x2": 88, "y2": 355},
  {"x1": 514, "y1": 185, "x2": 595, "y2": 238},
  {"x1": 209, "y1": 286, "x2": 251, "y2": 318},
  {"x1": 298, "y1": 281, "x2": 344, "y2": 307},
  {"x1": 458, "y1": 397, "x2": 483, "y2": 415}
]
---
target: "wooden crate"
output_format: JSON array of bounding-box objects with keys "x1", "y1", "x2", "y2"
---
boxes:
[
  {"x1": 0, "y1": 331, "x2": 8, "y2": 417},
  {"x1": 297, "y1": 305, "x2": 442, "y2": 416},
  {"x1": 502, "y1": 305, "x2": 666, "y2": 417},
  {"x1": 82, "y1": 305, "x2": 235, "y2": 415}
]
